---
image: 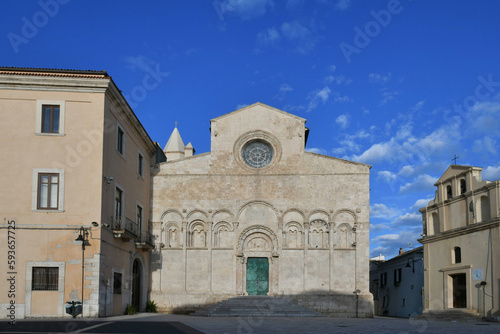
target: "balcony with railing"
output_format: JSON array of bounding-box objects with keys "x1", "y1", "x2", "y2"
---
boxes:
[
  {"x1": 135, "y1": 228, "x2": 155, "y2": 250},
  {"x1": 111, "y1": 216, "x2": 139, "y2": 240}
]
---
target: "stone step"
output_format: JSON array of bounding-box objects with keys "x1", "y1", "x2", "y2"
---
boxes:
[
  {"x1": 415, "y1": 310, "x2": 482, "y2": 322},
  {"x1": 192, "y1": 296, "x2": 322, "y2": 317}
]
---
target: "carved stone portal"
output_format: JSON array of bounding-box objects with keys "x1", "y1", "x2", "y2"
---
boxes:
[{"x1": 236, "y1": 225, "x2": 279, "y2": 295}]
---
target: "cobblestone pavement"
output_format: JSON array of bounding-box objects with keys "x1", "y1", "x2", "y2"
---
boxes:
[{"x1": 2, "y1": 314, "x2": 499, "y2": 334}]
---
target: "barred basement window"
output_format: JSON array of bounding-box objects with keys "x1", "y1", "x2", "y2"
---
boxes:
[{"x1": 32, "y1": 267, "x2": 59, "y2": 291}]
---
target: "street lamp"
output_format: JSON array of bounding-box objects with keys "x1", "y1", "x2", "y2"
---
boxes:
[
  {"x1": 405, "y1": 257, "x2": 415, "y2": 273},
  {"x1": 75, "y1": 227, "x2": 90, "y2": 318}
]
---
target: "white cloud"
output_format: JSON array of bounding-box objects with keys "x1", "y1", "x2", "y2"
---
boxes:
[
  {"x1": 370, "y1": 223, "x2": 391, "y2": 232},
  {"x1": 335, "y1": 0, "x2": 353, "y2": 10},
  {"x1": 333, "y1": 130, "x2": 369, "y2": 154},
  {"x1": 218, "y1": 0, "x2": 274, "y2": 20},
  {"x1": 369, "y1": 72, "x2": 391, "y2": 84},
  {"x1": 306, "y1": 86, "x2": 331, "y2": 112},
  {"x1": 377, "y1": 170, "x2": 396, "y2": 183},
  {"x1": 399, "y1": 174, "x2": 437, "y2": 194},
  {"x1": 398, "y1": 165, "x2": 416, "y2": 177},
  {"x1": 333, "y1": 93, "x2": 351, "y2": 103},
  {"x1": 473, "y1": 136, "x2": 497, "y2": 154},
  {"x1": 380, "y1": 90, "x2": 399, "y2": 106},
  {"x1": 468, "y1": 99, "x2": 500, "y2": 136},
  {"x1": 411, "y1": 100, "x2": 425, "y2": 112},
  {"x1": 483, "y1": 165, "x2": 500, "y2": 181},
  {"x1": 371, "y1": 203, "x2": 399, "y2": 218},
  {"x1": 280, "y1": 83, "x2": 293, "y2": 93},
  {"x1": 328, "y1": 65, "x2": 337, "y2": 72},
  {"x1": 281, "y1": 21, "x2": 316, "y2": 53},
  {"x1": 257, "y1": 27, "x2": 281, "y2": 46},
  {"x1": 336, "y1": 114, "x2": 350, "y2": 129},
  {"x1": 411, "y1": 198, "x2": 434, "y2": 210},
  {"x1": 370, "y1": 230, "x2": 422, "y2": 258},
  {"x1": 123, "y1": 55, "x2": 158, "y2": 71},
  {"x1": 352, "y1": 120, "x2": 460, "y2": 164},
  {"x1": 324, "y1": 75, "x2": 352, "y2": 85},
  {"x1": 394, "y1": 212, "x2": 422, "y2": 227},
  {"x1": 236, "y1": 103, "x2": 249, "y2": 109}
]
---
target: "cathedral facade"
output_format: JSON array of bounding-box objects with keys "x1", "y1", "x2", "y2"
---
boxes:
[{"x1": 150, "y1": 103, "x2": 373, "y2": 316}]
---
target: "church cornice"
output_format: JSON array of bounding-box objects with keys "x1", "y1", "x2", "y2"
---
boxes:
[{"x1": 418, "y1": 217, "x2": 500, "y2": 244}]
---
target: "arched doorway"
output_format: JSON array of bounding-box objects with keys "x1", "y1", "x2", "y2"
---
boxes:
[
  {"x1": 236, "y1": 225, "x2": 279, "y2": 295},
  {"x1": 132, "y1": 259, "x2": 141, "y2": 310}
]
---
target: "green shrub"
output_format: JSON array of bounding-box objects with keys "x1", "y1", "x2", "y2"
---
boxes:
[
  {"x1": 125, "y1": 304, "x2": 137, "y2": 315},
  {"x1": 146, "y1": 300, "x2": 157, "y2": 313}
]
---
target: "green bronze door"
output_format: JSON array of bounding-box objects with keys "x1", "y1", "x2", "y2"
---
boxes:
[{"x1": 246, "y1": 257, "x2": 269, "y2": 295}]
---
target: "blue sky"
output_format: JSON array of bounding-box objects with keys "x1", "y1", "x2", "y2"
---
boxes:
[{"x1": 2, "y1": 0, "x2": 500, "y2": 259}]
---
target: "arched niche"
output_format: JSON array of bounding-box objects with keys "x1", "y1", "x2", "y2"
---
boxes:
[
  {"x1": 309, "y1": 219, "x2": 329, "y2": 248},
  {"x1": 213, "y1": 221, "x2": 234, "y2": 248},
  {"x1": 336, "y1": 223, "x2": 355, "y2": 249},
  {"x1": 187, "y1": 220, "x2": 207, "y2": 248},
  {"x1": 283, "y1": 221, "x2": 303, "y2": 248},
  {"x1": 163, "y1": 222, "x2": 181, "y2": 248}
]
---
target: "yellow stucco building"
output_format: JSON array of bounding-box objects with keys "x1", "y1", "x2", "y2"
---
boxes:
[
  {"x1": 419, "y1": 165, "x2": 500, "y2": 320},
  {"x1": 0, "y1": 67, "x2": 165, "y2": 318}
]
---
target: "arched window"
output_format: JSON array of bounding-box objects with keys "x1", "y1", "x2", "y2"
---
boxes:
[
  {"x1": 453, "y1": 247, "x2": 461, "y2": 264},
  {"x1": 460, "y1": 179, "x2": 466, "y2": 194},
  {"x1": 446, "y1": 185, "x2": 452, "y2": 199}
]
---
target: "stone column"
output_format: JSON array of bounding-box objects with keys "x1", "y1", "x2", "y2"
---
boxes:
[
  {"x1": 329, "y1": 221, "x2": 335, "y2": 292},
  {"x1": 243, "y1": 257, "x2": 248, "y2": 295},
  {"x1": 270, "y1": 255, "x2": 279, "y2": 295},
  {"x1": 233, "y1": 222, "x2": 239, "y2": 294},
  {"x1": 208, "y1": 221, "x2": 213, "y2": 292},
  {"x1": 236, "y1": 256, "x2": 244, "y2": 295},
  {"x1": 303, "y1": 221, "x2": 309, "y2": 292},
  {"x1": 182, "y1": 221, "x2": 187, "y2": 292}
]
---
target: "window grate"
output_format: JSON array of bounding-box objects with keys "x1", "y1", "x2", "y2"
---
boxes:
[{"x1": 32, "y1": 267, "x2": 59, "y2": 291}]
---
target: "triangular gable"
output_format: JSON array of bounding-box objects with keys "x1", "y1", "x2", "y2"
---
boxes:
[
  {"x1": 210, "y1": 102, "x2": 306, "y2": 124},
  {"x1": 435, "y1": 165, "x2": 482, "y2": 185}
]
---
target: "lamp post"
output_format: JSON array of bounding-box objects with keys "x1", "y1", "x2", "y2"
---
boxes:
[{"x1": 75, "y1": 227, "x2": 89, "y2": 318}]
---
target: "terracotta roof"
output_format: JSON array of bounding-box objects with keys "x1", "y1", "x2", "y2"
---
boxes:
[{"x1": 0, "y1": 67, "x2": 109, "y2": 79}]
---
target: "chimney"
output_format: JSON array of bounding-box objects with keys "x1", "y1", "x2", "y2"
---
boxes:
[{"x1": 399, "y1": 248, "x2": 404, "y2": 255}]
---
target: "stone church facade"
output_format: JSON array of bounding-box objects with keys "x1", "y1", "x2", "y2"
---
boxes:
[{"x1": 150, "y1": 103, "x2": 373, "y2": 316}]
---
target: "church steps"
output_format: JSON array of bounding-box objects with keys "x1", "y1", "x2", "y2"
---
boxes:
[{"x1": 192, "y1": 296, "x2": 322, "y2": 317}]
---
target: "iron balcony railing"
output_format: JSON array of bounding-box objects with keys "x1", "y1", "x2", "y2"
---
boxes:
[
  {"x1": 111, "y1": 216, "x2": 139, "y2": 237},
  {"x1": 145, "y1": 230, "x2": 154, "y2": 247},
  {"x1": 135, "y1": 229, "x2": 155, "y2": 248}
]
